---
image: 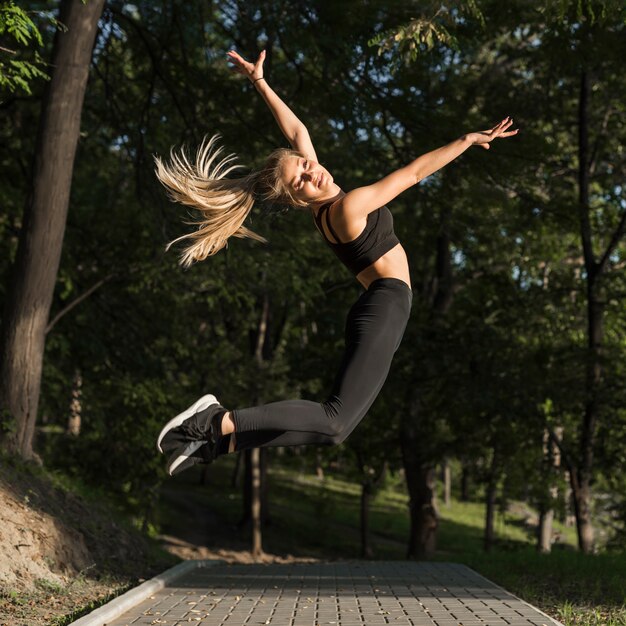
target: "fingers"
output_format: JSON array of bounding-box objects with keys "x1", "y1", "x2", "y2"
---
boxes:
[
  {"x1": 491, "y1": 117, "x2": 520, "y2": 140},
  {"x1": 491, "y1": 116, "x2": 511, "y2": 132},
  {"x1": 227, "y1": 50, "x2": 245, "y2": 62},
  {"x1": 496, "y1": 117, "x2": 518, "y2": 138},
  {"x1": 226, "y1": 50, "x2": 250, "y2": 69},
  {"x1": 255, "y1": 49, "x2": 266, "y2": 70}
]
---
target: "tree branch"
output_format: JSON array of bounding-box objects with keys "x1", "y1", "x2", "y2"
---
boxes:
[
  {"x1": 597, "y1": 211, "x2": 626, "y2": 277},
  {"x1": 589, "y1": 104, "x2": 614, "y2": 177},
  {"x1": 45, "y1": 274, "x2": 115, "y2": 334}
]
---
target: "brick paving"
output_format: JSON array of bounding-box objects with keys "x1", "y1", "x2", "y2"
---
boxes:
[{"x1": 105, "y1": 561, "x2": 560, "y2": 626}]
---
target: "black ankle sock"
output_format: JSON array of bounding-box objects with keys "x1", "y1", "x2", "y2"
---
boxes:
[
  {"x1": 214, "y1": 434, "x2": 231, "y2": 457},
  {"x1": 209, "y1": 409, "x2": 227, "y2": 443}
]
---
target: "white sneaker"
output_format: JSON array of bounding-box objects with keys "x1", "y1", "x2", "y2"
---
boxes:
[{"x1": 156, "y1": 394, "x2": 218, "y2": 453}]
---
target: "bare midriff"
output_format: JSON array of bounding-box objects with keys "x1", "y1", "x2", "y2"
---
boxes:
[{"x1": 356, "y1": 243, "x2": 411, "y2": 290}]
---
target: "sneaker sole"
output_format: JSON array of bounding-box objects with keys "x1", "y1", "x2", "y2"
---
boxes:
[
  {"x1": 167, "y1": 440, "x2": 205, "y2": 476},
  {"x1": 156, "y1": 394, "x2": 218, "y2": 453}
]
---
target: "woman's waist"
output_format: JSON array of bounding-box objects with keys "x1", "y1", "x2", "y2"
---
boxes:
[{"x1": 356, "y1": 243, "x2": 411, "y2": 290}]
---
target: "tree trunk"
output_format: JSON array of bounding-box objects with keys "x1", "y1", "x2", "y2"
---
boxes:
[
  {"x1": 66, "y1": 369, "x2": 82, "y2": 436},
  {"x1": 484, "y1": 449, "x2": 499, "y2": 552},
  {"x1": 401, "y1": 415, "x2": 438, "y2": 558},
  {"x1": 239, "y1": 290, "x2": 271, "y2": 556},
  {"x1": 442, "y1": 458, "x2": 451, "y2": 507},
  {"x1": 315, "y1": 451, "x2": 324, "y2": 479},
  {"x1": 571, "y1": 471, "x2": 595, "y2": 553},
  {"x1": 357, "y1": 452, "x2": 386, "y2": 559},
  {"x1": 230, "y1": 449, "x2": 243, "y2": 488},
  {"x1": 0, "y1": 0, "x2": 105, "y2": 460},
  {"x1": 538, "y1": 426, "x2": 562, "y2": 553},
  {"x1": 538, "y1": 507, "x2": 554, "y2": 553},
  {"x1": 576, "y1": 70, "x2": 599, "y2": 554},
  {"x1": 360, "y1": 480, "x2": 373, "y2": 558},
  {"x1": 240, "y1": 449, "x2": 269, "y2": 522},
  {"x1": 399, "y1": 214, "x2": 452, "y2": 558},
  {"x1": 250, "y1": 447, "x2": 263, "y2": 558}
]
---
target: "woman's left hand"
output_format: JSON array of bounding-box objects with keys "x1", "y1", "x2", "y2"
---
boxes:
[{"x1": 467, "y1": 117, "x2": 519, "y2": 149}]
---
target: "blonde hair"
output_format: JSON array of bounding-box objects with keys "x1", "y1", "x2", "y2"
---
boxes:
[{"x1": 154, "y1": 135, "x2": 306, "y2": 267}]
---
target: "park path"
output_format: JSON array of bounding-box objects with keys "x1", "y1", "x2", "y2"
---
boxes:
[{"x1": 75, "y1": 560, "x2": 562, "y2": 626}]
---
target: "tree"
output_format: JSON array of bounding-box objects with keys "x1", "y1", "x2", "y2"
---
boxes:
[
  {"x1": 369, "y1": 0, "x2": 626, "y2": 556},
  {"x1": 0, "y1": 0, "x2": 105, "y2": 459}
]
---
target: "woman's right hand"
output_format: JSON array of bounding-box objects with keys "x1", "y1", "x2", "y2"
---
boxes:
[{"x1": 227, "y1": 49, "x2": 265, "y2": 83}]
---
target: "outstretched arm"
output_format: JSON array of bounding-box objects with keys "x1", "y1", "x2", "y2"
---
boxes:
[
  {"x1": 340, "y1": 117, "x2": 519, "y2": 220},
  {"x1": 227, "y1": 50, "x2": 317, "y2": 162}
]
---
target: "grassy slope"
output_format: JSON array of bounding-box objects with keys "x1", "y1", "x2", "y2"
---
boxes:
[
  {"x1": 0, "y1": 457, "x2": 179, "y2": 626},
  {"x1": 173, "y1": 456, "x2": 626, "y2": 626}
]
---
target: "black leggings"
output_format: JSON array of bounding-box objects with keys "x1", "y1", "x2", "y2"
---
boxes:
[{"x1": 230, "y1": 277, "x2": 412, "y2": 452}]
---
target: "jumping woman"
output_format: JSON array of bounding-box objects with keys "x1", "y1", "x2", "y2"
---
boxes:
[{"x1": 154, "y1": 49, "x2": 518, "y2": 476}]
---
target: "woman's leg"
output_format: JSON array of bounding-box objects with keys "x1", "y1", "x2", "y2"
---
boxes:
[{"x1": 216, "y1": 278, "x2": 412, "y2": 451}]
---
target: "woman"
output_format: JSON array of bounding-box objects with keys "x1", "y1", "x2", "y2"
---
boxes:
[{"x1": 155, "y1": 50, "x2": 518, "y2": 476}]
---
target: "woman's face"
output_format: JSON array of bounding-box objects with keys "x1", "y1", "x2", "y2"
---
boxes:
[{"x1": 280, "y1": 156, "x2": 338, "y2": 205}]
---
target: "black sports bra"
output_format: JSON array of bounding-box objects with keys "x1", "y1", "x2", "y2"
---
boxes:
[{"x1": 313, "y1": 201, "x2": 400, "y2": 276}]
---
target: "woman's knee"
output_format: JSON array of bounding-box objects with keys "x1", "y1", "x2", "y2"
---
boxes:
[
  {"x1": 326, "y1": 418, "x2": 356, "y2": 446},
  {"x1": 321, "y1": 397, "x2": 369, "y2": 445}
]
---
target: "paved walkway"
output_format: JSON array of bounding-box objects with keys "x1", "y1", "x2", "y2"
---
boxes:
[{"x1": 104, "y1": 561, "x2": 560, "y2": 626}]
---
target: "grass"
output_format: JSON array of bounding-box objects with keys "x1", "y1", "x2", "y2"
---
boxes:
[
  {"x1": 0, "y1": 573, "x2": 135, "y2": 626},
  {"x1": 164, "y1": 455, "x2": 626, "y2": 626}
]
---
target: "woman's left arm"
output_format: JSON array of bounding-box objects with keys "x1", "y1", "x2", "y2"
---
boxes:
[{"x1": 340, "y1": 117, "x2": 518, "y2": 220}]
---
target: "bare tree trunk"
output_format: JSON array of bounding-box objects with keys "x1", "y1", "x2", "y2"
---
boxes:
[
  {"x1": 484, "y1": 448, "x2": 499, "y2": 552},
  {"x1": 357, "y1": 451, "x2": 386, "y2": 559},
  {"x1": 66, "y1": 369, "x2": 82, "y2": 436},
  {"x1": 442, "y1": 458, "x2": 451, "y2": 507},
  {"x1": 360, "y1": 480, "x2": 373, "y2": 558},
  {"x1": 576, "y1": 70, "x2": 599, "y2": 554},
  {"x1": 538, "y1": 426, "x2": 562, "y2": 553},
  {"x1": 571, "y1": 469, "x2": 595, "y2": 553},
  {"x1": 401, "y1": 413, "x2": 438, "y2": 558},
  {"x1": 230, "y1": 450, "x2": 243, "y2": 488},
  {"x1": 239, "y1": 291, "x2": 271, "y2": 557},
  {"x1": 251, "y1": 447, "x2": 263, "y2": 557},
  {"x1": 315, "y1": 451, "x2": 324, "y2": 479},
  {"x1": 400, "y1": 218, "x2": 452, "y2": 558},
  {"x1": 0, "y1": 0, "x2": 105, "y2": 460},
  {"x1": 538, "y1": 507, "x2": 554, "y2": 553}
]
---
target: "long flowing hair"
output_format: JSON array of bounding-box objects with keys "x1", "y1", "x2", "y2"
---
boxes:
[{"x1": 154, "y1": 135, "x2": 305, "y2": 267}]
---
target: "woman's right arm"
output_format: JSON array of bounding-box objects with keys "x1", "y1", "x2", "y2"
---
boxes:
[{"x1": 227, "y1": 50, "x2": 318, "y2": 162}]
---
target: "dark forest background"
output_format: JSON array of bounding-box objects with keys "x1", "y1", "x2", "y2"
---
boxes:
[{"x1": 1, "y1": 0, "x2": 625, "y2": 561}]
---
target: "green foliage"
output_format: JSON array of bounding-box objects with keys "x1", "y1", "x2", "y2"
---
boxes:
[
  {"x1": 368, "y1": 1, "x2": 485, "y2": 66},
  {"x1": 539, "y1": 0, "x2": 626, "y2": 26},
  {"x1": 1, "y1": 0, "x2": 625, "y2": 559},
  {"x1": 368, "y1": 17, "x2": 458, "y2": 63},
  {"x1": 0, "y1": 1, "x2": 49, "y2": 95}
]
